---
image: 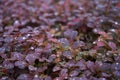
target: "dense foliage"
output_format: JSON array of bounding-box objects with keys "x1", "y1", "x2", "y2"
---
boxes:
[{"x1": 0, "y1": 0, "x2": 120, "y2": 80}]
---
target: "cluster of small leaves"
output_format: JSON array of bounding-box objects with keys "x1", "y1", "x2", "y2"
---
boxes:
[{"x1": 0, "y1": 0, "x2": 120, "y2": 80}]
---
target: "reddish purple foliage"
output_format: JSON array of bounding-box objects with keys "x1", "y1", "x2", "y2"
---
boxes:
[{"x1": 0, "y1": 0, "x2": 120, "y2": 79}]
